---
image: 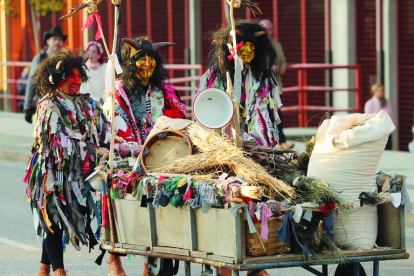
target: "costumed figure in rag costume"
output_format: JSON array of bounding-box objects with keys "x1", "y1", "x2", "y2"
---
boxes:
[
  {"x1": 198, "y1": 21, "x2": 283, "y2": 148},
  {"x1": 24, "y1": 48, "x2": 111, "y2": 276},
  {"x1": 198, "y1": 20, "x2": 281, "y2": 276},
  {"x1": 101, "y1": 36, "x2": 186, "y2": 275},
  {"x1": 103, "y1": 36, "x2": 186, "y2": 159}
]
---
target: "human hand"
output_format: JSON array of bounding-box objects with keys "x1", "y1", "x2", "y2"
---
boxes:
[{"x1": 24, "y1": 108, "x2": 35, "y2": 124}]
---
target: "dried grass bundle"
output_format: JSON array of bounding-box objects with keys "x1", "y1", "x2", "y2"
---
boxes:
[
  {"x1": 240, "y1": 185, "x2": 264, "y2": 199},
  {"x1": 153, "y1": 123, "x2": 295, "y2": 199},
  {"x1": 151, "y1": 150, "x2": 233, "y2": 175}
]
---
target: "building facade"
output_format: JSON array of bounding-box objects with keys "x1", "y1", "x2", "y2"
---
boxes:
[{"x1": 0, "y1": 0, "x2": 412, "y2": 150}]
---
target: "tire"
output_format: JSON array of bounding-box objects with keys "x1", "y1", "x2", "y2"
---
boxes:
[{"x1": 334, "y1": 263, "x2": 366, "y2": 276}]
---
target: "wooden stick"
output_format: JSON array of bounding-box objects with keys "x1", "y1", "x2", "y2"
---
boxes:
[
  {"x1": 107, "y1": 195, "x2": 116, "y2": 246},
  {"x1": 59, "y1": 3, "x2": 88, "y2": 20},
  {"x1": 226, "y1": 72, "x2": 242, "y2": 148},
  {"x1": 256, "y1": 231, "x2": 267, "y2": 253},
  {"x1": 228, "y1": 1, "x2": 237, "y2": 54},
  {"x1": 96, "y1": 15, "x2": 111, "y2": 59},
  {"x1": 226, "y1": 1, "x2": 242, "y2": 148},
  {"x1": 107, "y1": 6, "x2": 119, "y2": 173}
]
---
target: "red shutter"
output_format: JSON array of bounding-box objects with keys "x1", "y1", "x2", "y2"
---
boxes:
[
  {"x1": 200, "y1": 0, "x2": 223, "y2": 66},
  {"x1": 277, "y1": 0, "x2": 301, "y2": 127},
  {"x1": 151, "y1": 1, "x2": 168, "y2": 44},
  {"x1": 356, "y1": 0, "x2": 377, "y2": 105},
  {"x1": 305, "y1": 0, "x2": 326, "y2": 126},
  {"x1": 275, "y1": 0, "x2": 326, "y2": 127},
  {"x1": 129, "y1": 0, "x2": 148, "y2": 37},
  {"x1": 172, "y1": 1, "x2": 186, "y2": 65},
  {"x1": 398, "y1": 0, "x2": 414, "y2": 151}
]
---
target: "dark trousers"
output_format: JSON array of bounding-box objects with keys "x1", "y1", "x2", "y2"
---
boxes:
[
  {"x1": 385, "y1": 135, "x2": 393, "y2": 150},
  {"x1": 40, "y1": 223, "x2": 64, "y2": 271},
  {"x1": 277, "y1": 109, "x2": 287, "y2": 143}
]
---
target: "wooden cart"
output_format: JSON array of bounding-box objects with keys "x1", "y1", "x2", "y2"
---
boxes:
[{"x1": 101, "y1": 193, "x2": 409, "y2": 276}]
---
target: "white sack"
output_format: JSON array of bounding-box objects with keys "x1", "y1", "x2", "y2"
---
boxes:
[
  {"x1": 324, "y1": 111, "x2": 395, "y2": 149},
  {"x1": 307, "y1": 111, "x2": 395, "y2": 250},
  {"x1": 307, "y1": 111, "x2": 395, "y2": 201},
  {"x1": 334, "y1": 205, "x2": 378, "y2": 251}
]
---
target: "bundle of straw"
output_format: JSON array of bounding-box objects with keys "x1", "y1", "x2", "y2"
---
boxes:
[{"x1": 153, "y1": 123, "x2": 294, "y2": 199}]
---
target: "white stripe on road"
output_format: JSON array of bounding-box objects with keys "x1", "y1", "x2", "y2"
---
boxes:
[{"x1": 0, "y1": 237, "x2": 40, "y2": 251}]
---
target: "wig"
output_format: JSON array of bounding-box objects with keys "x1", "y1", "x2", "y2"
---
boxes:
[
  {"x1": 207, "y1": 20, "x2": 277, "y2": 90},
  {"x1": 33, "y1": 48, "x2": 89, "y2": 97},
  {"x1": 120, "y1": 36, "x2": 170, "y2": 93}
]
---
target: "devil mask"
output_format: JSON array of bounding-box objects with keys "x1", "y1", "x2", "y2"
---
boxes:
[
  {"x1": 120, "y1": 37, "x2": 174, "y2": 91},
  {"x1": 208, "y1": 21, "x2": 277, "y2": 89},
  {"x1": 122, "y1": 38, "x2": 174, "y2": 83},
  {"x1": 33, "y1": 48, "x2": 89, "y2": 97}
]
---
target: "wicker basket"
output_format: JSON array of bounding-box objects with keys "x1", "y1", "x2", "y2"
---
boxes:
[{"x1": 245, "y1": 216, "x2": 290, "y2": 257}]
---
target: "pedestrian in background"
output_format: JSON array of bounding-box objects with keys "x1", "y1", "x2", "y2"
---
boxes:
[
  {"x1": 23, "y1": 26, "x2": 67, "y2": 123},
  {"x1": 364, "y1": 83, "x2": 394, "y2": 150},
  {"x1": 80, "y1": 41, "x2": 107, "y2": 103},
  {"x1": 17, "y1": 66, "x2": 30, "y2": 112},
  {"x1": 260, "y1": 19, "x2": 293, "y2": 149}
]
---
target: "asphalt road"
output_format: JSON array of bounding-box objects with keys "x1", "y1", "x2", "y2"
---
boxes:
[{"x1": 0, "y1": 159, "x2": 412, "y2": 275}]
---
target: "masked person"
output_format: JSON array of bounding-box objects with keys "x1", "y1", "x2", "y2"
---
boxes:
[
  {"x1": 105, "y1": 36, "x2": 186, "y2": 145},
  {"x1": 24, "y1": 49, "x2": 111, "y2": 276},
  {"x1": 198, "y1": 21, "x2": 283, "y2": 148},
  {"x1": 102, "y1": 36, "x2": 186, "y2": 275}
]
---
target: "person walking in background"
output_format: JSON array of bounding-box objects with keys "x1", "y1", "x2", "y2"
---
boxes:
[
  {"x1": 17, "y1": 66, "x2": 30, "y2": 112},
  {"x1": 23, "y1": 26, "x2": 67, "y2": 123},
  {"x1": 364, "y1": 83, "x2": 394, "y2": 150},
  {"x1": 259, "y1": 19, "x2": 287, "y2": 89},
  {"x1": 80, "y1": 41, "x2": 107, "y2": 103},
  {"x1": 260, "y1": 19, "x2": 292, "y2": 149}
]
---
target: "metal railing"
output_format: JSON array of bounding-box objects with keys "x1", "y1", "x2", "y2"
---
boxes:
[
  {"x1": 0, "y1": 61, "x2": 32, "y2": 112},
  {"x1": 0, "y1": 62, "x2": 203, "y2": 114},
  {"x1": 1, "y1": 62, "x2": 361, "y2": 124},
  {"x1": 281, "y1": 63, "x2": 362, "y2": 127}
]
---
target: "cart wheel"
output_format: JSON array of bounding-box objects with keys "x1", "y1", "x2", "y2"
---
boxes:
[
  {"x1": 148, "y1": 258, "x2": 180, "y2": 276},
  {"x1": 334, "y1": 263, "x2": 366, "y2": 276},
  {"x1": 200, "y1": 269, "x2": 213, "y2": 276}
]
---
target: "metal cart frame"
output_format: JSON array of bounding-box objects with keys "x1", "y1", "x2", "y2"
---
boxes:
[{"x1": 102, "y1": 194, "x2": 409, "y2": 276}]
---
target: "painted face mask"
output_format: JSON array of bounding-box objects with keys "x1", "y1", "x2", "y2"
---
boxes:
[
  {"x1": 57, "y1": 67, "x2": 82, "y2": 95},
  {"x1": 240, "y1": 42, "x2": 256, "y2": 65},
  {"x1": 135, "y1": 55, "x2": 156, "y2": 81}
]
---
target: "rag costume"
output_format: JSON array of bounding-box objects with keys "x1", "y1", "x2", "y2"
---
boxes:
[
  {"x1": 98, "y1": 36, "x2": 186, "y2": 274},
  {"x1": 198, "y1": 21, "x2": 282, "y2": 147},
  {"x1": 104, "y1": 37, "x2": 186, "y2": 146},
  {"x1": 24, "y1": 49, "x2": 110, "y2": 272}
]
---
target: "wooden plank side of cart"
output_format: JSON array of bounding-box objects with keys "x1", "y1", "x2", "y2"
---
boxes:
[{"x1": 102, "y1": 195, "x2": 410, "y2": 271}]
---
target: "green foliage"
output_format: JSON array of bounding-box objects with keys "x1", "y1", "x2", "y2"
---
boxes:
[
  {"x1": 30, "y1": 0, "x2": 64, "y2": 16},
  {"x1": 1, "y1": 0, "x2": 64, "y2": 17},
  {"x1": 0, "y1": 0, "x2": 18, "y2": 16}
]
